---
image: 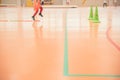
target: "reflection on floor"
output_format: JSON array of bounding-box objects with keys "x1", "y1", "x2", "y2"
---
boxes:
[{"x1": 0, "y1": 7, "x2": 120, "y2": 80}]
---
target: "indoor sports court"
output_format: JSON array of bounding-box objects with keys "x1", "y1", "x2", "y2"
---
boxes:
[{"x1": 0, "y1": 0, "x2": 120, "y2": 80}]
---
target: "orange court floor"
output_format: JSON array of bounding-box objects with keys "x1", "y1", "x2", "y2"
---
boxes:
[{"x1": 0, "y1": 6, "x2": 120, "y2": 80}]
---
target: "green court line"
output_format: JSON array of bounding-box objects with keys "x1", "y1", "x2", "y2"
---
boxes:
[
  {"x1": 63, "y1": 26, "x2": 120, "y2": 78},
  {"x1": 64, "y1": 26, "x2": 69, "y2": 76},
  {"x1": 68, "y1": 74, "x2": 120, "y2": 78}
]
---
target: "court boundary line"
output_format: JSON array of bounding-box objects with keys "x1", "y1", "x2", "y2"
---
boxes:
[
  {"x1": 0, "y1": 20, "x2": 40, "y2": 22},
  {"x1": 64, "y1": 26, "x2": 120, "y2": 78},
  {"x1": 106, "y1": 26, "x2": 120, "y2": 51}
]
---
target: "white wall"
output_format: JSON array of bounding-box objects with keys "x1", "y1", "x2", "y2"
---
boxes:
[
  {"x1": 1, "y1": 0, "x2": 17, "y2": 4},
  {"x1": 54, "y1": 0, "x2": 110, "y2": 6},
  {"x1": 1, "y1": 0, "x2": 24, "y2": 6},
  {"x1": 66, "y1": 0, "x2": 120, "y2": 6},
  {"x1": 1, "y1": 0, "x2": 119, "y2": 6},
  {"x1": 53, "y1": 0, "x2": 63, "y2": 5},
  {"x1": 70, "y1": 0, "x2": 105, "y2": 6},
  {"x1": 118, "y1": 0, "x2": 120, "y2": 5}
]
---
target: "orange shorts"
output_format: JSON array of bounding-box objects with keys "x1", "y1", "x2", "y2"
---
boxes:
[{"x1": 33, "y1": 1, "x2": 41, "y2": 10}]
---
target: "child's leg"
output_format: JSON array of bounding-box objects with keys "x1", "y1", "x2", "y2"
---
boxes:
[
  {"x1": 39, "y1": 6, "x2": 43, "y2": 14},
  {"x1": 39, "y1": 6, "x2": 43, "y2": 17},
  {"x1": 33, "y1": 9, "x2": 38, "y2": 17},
  {"x1": 32, "y1": 9, "x2": 38, "y2": 20}
]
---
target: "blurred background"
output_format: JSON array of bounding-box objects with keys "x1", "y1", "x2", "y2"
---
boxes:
[{"x1": 0, "y1": 0, "x2": 120, "y2": 7}]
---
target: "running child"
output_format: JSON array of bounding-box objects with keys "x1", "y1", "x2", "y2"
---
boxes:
[{"x1": 32, "y1": 0, "x2": 43, "y2": 21}]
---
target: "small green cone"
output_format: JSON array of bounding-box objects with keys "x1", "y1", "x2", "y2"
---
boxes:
[
  {"x1": 88, "y1": 6, "x2": 93, "y2": 20},
  {"x1": 92, "y1": 6, "x2": 100, "y2": 23}
]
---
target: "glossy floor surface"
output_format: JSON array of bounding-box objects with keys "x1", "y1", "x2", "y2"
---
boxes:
[{"x1": 0, "y1": 7, "x2": 120, "y2": 80}]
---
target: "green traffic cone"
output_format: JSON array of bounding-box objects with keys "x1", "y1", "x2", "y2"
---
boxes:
[
  {"x1": 88, "y1": 6, "x2": 93, "y2": 20},
  {"x1": 92, "y1": 6, "x2": 100, "y2": 23}
]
